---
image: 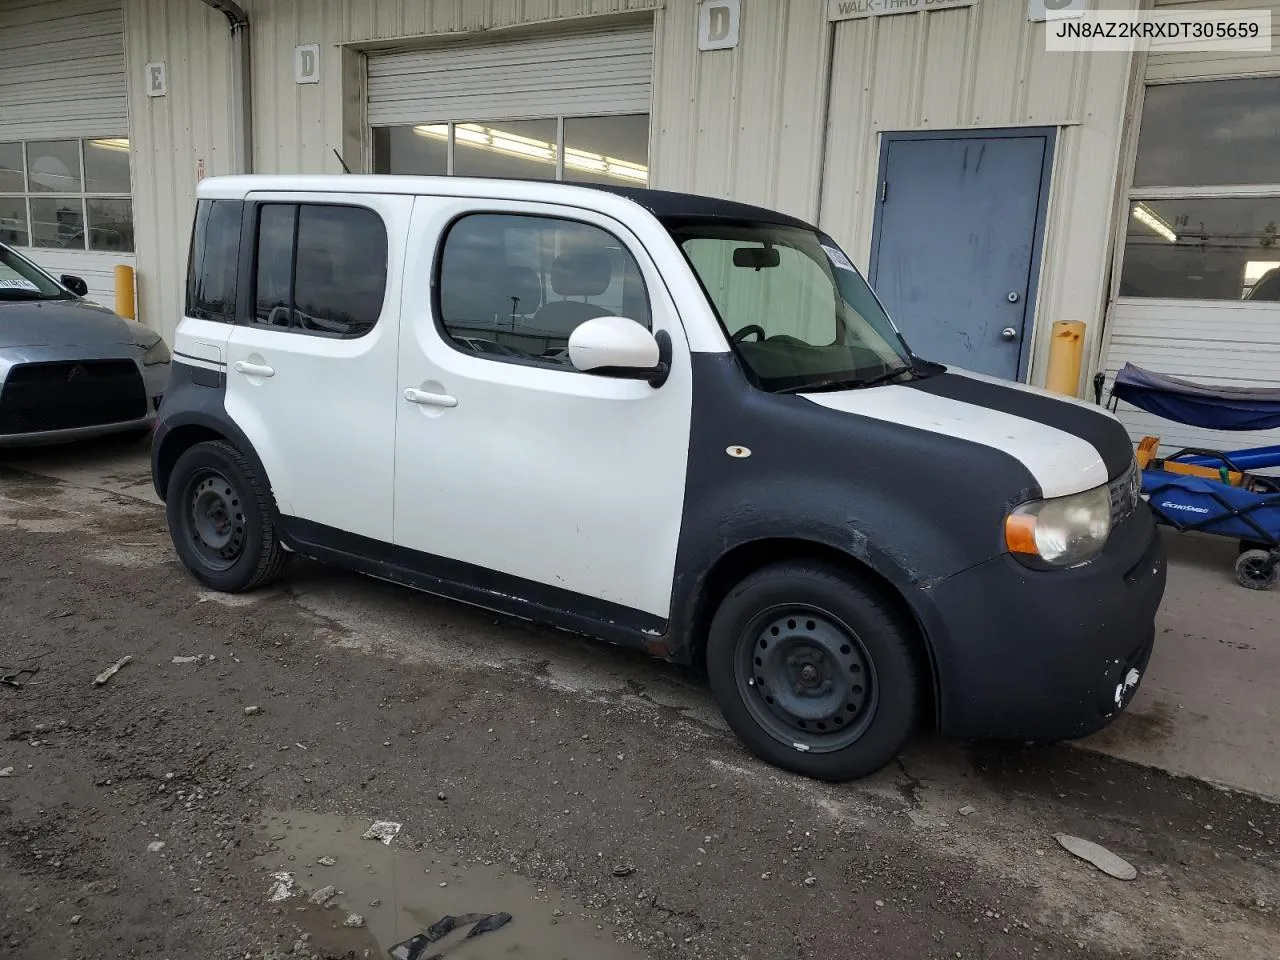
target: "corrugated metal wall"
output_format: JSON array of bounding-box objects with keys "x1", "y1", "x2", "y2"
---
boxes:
[
  {"x1": 124, "y1": 0, "x2": 236, "y2": 337},
  {"x1": 1100, "y1": 0, "x2": 1280, "y2": 452},
  {"x1": 817, "y1": 2, "x2": 1140, "y2": 389}
]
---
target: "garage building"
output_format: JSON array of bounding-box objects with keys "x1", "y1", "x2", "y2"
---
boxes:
[{"x1": 2, "y1": 0, "x2": 1276, "y2": 452}]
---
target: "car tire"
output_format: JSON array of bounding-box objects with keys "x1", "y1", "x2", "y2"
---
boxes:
[
  {"x1": 706, "y1": 561, "x2": 921, "y2": 782},
  {"x1": 166, "y1": 440, "x2": 288, "y2": 592}
]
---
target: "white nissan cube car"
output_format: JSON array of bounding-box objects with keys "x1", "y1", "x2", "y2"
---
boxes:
[{"x1": 154, "y1": 175, "x2": 1165, "y2": 782}]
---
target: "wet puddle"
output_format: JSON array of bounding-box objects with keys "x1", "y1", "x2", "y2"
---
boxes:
[{"x1": 255, "y1": 811, "x2": 649, "y2": 959}]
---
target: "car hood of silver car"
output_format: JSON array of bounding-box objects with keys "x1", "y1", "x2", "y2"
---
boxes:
[{"x1": 0, "y1": 297, "x2": 151, "y2": 348}]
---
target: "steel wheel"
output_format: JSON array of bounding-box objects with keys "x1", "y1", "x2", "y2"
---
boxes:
[
  {"x1": 184, "y1": 469, "x2": 246, "y2": 572},
  {"x1": 734, "y1": 604, "x2": 879, "y2": 753}
]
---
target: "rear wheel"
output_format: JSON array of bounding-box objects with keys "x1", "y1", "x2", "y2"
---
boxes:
[
  {"x1": 166, "y1": 440, "x2": 288, "y2": 592},
  {"x1": 706, "y1": 561, "x2": 921, "y2": 782},
  {"x1": 1235, "y1": 549, "x2": 1278, "y2": 591}
]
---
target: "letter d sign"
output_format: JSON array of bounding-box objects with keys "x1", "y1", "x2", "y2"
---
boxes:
[{"x1": 698, "y1": 0, "x2": 741, "y2": 51}]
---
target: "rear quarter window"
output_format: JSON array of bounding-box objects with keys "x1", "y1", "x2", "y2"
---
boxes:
[{"x1": 186, "y1": 198, "x2": 243, "y2": 323}]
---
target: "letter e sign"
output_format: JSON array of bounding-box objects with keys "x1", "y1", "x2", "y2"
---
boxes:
[
  {"x1": 294, "y1": 43, "x2": 321, "y2": 84},
  {"x1": 145, "y1": 62, "x2": 167, "y2": 97},
  {"x1": 698, "y1": 0, "x2": 741, "y2": 52}
]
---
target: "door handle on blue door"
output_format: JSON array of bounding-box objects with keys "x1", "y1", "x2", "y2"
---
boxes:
[
  {"x1": 1001, "y1": 327, "x2": 1018, "y2": 341},
  {"x1": 404, "y1": 387, "x2": 458, "y2": 408},
  {"x1": 233, "y1": 361, "x2": 275, "y2": 378}
]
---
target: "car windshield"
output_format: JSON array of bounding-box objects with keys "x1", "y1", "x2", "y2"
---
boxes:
[
  {"x1": 668, "y1": 219, "x2": 916, "y2": 393},
  {"x1": 0, "y1": 245, "x2": 69, "y2": 301}
]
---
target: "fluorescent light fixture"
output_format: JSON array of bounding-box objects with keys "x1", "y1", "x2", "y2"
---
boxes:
[
  {"x1": 88, "y1": 138, "x2": 131, "y2": 152},
  {"x1": 1132, "y1": 202, "x2": 1178, "y2": 243},
  {"x1": 409, "y1": 121, "x2": 649, "y2": 184}
]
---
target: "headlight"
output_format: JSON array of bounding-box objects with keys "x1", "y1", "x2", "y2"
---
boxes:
[
  {"x1": 1005, "y1": 484, "x2": 1112, "y2": 568},
  {"x1": 142, "y1": 337, "x2": 171, "y2": 366}
]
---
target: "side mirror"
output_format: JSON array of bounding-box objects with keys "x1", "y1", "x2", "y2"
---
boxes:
[
  {"x1": 60, "y1": 274, "x2": 89, "y2": 297},
  {"x1": 568, "y1": 316, "x2": 671, "y2": 388}
]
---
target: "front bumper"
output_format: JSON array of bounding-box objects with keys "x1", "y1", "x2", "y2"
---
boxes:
[{"x1": 926, "y1": 504, "x2": 1167, "y2": 742}]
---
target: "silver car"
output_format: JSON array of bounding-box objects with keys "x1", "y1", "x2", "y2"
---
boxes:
[{"x1": 0, "y1": 243, "x2": 171, "y2": 447}]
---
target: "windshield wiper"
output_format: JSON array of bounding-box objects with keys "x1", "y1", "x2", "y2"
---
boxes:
[{"x1": 775, "y1": 364, "x2": 914, "y2": 395}]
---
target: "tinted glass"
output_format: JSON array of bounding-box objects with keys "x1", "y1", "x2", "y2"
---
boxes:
[
  {"x1": 187, "y1": 199, "x2": 243, "y2": 323},
  {"x1": 563, "y1": 115, "x2": 650, "y2": 186},
  {"x1": 0, "y1": 143, "x2": 23, "y2": 192},
  {"x1": 87, "y1": 198, "x2": 133, "y2": 252},
  {"x1": 452, "y1": 119, "x2": 558, "y2": 180},
  {"x1": 293, "y1": 204, "x2": 388, "y2": 336},
  {"x1": 1119, "y1": 198, "x2": 1280, "y2": 300},
  {"x1": 372, "y1": 125, "x2": 447, "y2": 175},
  {"x1": 254, "y1": 204, "x2": 295, "y2": 326},
  {"x1": 29, "y1": 197, "x2": 84, "y2": 248},
  {"x1": 671, "y1": 221, "x2": 910, "y2": 392},
  {"x1": 0, "y1": 197, "x2": 27, "y2": 246},
  {"x1": 26, "y1": 140, "x2": 81, "y2": 193},
  {"x1": 1134, "y1": 78, "x2": 1280, "y2": 187},
  {"x1": 83, "y1": 138, "x2": 132, "y2": 193},
  {"x1": 438, "y1": 213, "x2": 650, "y2": 365}
]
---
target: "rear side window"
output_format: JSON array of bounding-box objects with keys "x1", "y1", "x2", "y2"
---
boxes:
[
  {"x1": 186, "y1": 199, "x2": 243, "y2": 323},
  {"x1": 250, "y1": 202, "x2": 388, "y2": 338}
]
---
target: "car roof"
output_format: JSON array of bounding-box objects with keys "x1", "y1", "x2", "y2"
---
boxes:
[{"x1": 195, "y1": 174, "x2": 816, "y2": 231}]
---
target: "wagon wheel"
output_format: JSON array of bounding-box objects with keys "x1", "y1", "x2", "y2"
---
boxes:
[{"x1": 1234, "y1": 549, "x2": 1279, "y2": 591}]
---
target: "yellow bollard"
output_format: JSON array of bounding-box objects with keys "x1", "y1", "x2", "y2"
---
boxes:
[
  {"x1": 1045, "y1": 320, "x2": 1085, "y2": 397},
  {"x1": 114, "y1": 264, "x2": 136, "y2": 321}
]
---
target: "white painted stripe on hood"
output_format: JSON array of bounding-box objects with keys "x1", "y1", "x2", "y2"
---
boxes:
[{"x1": 802, "y1": 383, "x2": 1109, "y2": 498}]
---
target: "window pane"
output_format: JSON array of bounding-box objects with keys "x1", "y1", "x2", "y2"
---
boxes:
[
  {"x1": 293, "y1": 204, "x2": 388, "y2": 337},
  {"x1": 452, "y1": 119, "x2": 558, "y2": 181},
  {"x1": 26, "y1": 140, "x2": 82, "y2": 193},
  {"x1": 0, "y1": 197, "x2": 27, "y2": 246},
  {"x1": 29, "y1": 197, "x2": 85, "y2": 249},
  {"x1": 1119, "y1": 198, "x2": 1280, "y2": 300},
  {"x1": 563, "y1": 115, "x2": 650, "y2": 186},
  {"x1": 1134, "y1": 78, "x2": 1280, "y2": 188},
  {"x1": 187, "y1": 198, "x2": 243, "y2": 323},
  {"x1": 0, "y1": 143, "x2": 23, "y2": 192},
  {"x1": 254, "y1": 204, "x2": 295, "y2": 326},
  {"x1": 372, "y1": 125, "x2": 447, "y2": 175},
  {"x1": 87, "y1": 198, "x2": 133, "y2": 252},
  {"x1": 84, "y1": 138, "x2": 131, "y2": 193},
  {"x1": 438, "y1": 213, "x2": 650, "y2": 365}
]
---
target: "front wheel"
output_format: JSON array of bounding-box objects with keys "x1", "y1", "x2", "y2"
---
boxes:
[
  {"x1": 706, "y1": 561, "x2": 921, "y2": 782},
  {"x1": 166, "y1": 440, "x2": 288, "y2": 592}
]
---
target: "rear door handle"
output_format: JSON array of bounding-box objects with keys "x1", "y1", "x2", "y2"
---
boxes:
[
  {"x1": 233, "y1": 361, "x2": 275, "y2": 378},
  {"x1": 404, "y1": 387, "x2": 458, "y2": 408}
]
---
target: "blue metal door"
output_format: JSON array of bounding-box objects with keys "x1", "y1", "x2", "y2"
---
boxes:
[{"x1": 869, "y1": 132, "x2": 1053, "y2": 381}]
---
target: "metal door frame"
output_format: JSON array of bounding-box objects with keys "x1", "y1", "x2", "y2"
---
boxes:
[{"x1": 868, "y1": 126, "x2": 1058, "y2": 383}]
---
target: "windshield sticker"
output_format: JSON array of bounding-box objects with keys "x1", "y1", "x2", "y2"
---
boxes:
[
  {"x1": 821, "y1": 244, "x2": 856, "y2": 273},
  {"x1": 0, "y1": 277, "x2": 41, "y2": 292}
]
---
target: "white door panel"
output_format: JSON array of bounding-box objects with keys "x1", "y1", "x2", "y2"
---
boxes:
[
  {"x1": 224, "y1": 193, "x2": 409, "y2": 543},
  {"x1": 393, "y1": 197, "x2": 693, "y2": 619}
]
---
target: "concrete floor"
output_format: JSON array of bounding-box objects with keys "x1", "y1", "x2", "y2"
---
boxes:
[{"x1": 3, "y1": 436, "x2": 1277, "y2": 800}]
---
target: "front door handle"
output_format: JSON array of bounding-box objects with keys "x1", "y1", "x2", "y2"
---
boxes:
[
  {"x1": 233, "y1": 360, "x2": 275, "y2": 378},
  {"x1": 404, "y1": 387, "x2": 458, "y2": 408}
]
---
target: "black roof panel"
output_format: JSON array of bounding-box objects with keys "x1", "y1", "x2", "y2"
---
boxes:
[{"x1": 580, "y1": 183, "x2": 817, "y2": 231}]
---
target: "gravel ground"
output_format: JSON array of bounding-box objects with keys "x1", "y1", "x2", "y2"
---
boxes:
[{"x1": 0, "y1": 457, "x2": 1277, "y2": 960}]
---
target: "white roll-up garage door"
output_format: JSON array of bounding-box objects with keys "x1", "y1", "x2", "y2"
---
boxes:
[
  {"x1": 367, "y1": 22, "x2": 654, "y2": 126},
  {"x1": 0, "y1": 0, "x2": 128, "y2": 142}
]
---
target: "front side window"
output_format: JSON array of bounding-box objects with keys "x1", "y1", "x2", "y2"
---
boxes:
[
  {"x1": 437, "y1": 213, "x2": 651, "y2": 366},
  {"x1": 0, "y1": 244, "x2": 71, "y2": 301},
  {"x1": 669, "y1": 220, "x2": 911, "y2": 392},
  {"x1": 186, "y1": 199, "x2": 243, "y2": 323},
  {"x1": 249, "y1": 203, "x2": 388, "y2": 338},
  {"x1": 1119, "y1": 77, "x2": 1280, "y2": 301},
  {"x1": 0, "y1": 138, "x2": 134, "y2": 251}
]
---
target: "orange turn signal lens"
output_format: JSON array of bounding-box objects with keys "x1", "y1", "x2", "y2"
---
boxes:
[{"x1": 1004, "y1": 513, "x2": 1039, "y2": 556}]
